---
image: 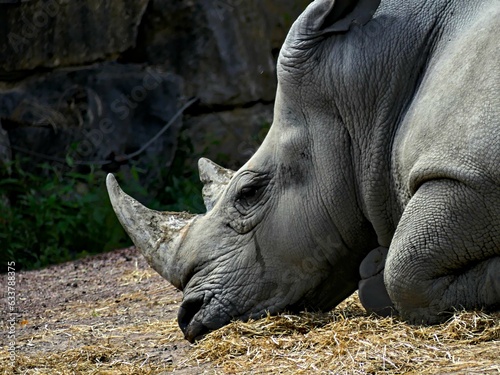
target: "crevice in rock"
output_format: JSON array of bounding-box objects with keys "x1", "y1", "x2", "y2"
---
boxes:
[
  {"x1": 117, "y1": 0, "x2": 151, "y2": 64},
  {"x1": 184, "y1": 98, "x2": 275, "y2": 117},
  {"x1": 0, "y1": 66, "x2": 55, "y2": 83}
]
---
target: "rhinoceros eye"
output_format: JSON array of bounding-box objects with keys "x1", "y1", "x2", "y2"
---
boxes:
[
  {"x1": 237, "y1": 185, "x2": 261, "y2": 204},
  {"x1": 235, "y1": 183, "x2": 266, "y2": 214},
  {"x1": 232, "y1": 172, "x2": 271, "y2": 219},
  {"x1": 240, "y1": 186, "x2": 259, "y2": 198},
  {"x1": 229, "y1": 175, "x2": 271, "y2": 233}
]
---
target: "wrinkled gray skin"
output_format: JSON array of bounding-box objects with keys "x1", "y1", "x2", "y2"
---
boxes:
[{"x1": 107, "y1": 0, "x2": 500, "y2": 342}]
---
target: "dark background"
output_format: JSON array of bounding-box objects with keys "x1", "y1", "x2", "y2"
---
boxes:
[{"x1": 0, "y1": 0, "x2": 311, "y2": 269}]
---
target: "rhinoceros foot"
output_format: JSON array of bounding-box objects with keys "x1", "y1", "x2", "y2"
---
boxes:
[{"x1": 358, "y1": 247, "x2": 397, "y2": 317}]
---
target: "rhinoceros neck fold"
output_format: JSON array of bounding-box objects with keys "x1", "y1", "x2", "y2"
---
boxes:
[{"x1": 106, "y1": 174, "x2": 195, "y2": 287}]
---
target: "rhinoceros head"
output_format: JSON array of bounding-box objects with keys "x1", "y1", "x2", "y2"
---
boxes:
[{"x1": 107, "y1": 0, "x2": 382, "y2": 342}]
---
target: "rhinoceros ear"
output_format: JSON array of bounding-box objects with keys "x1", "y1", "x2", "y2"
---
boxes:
[
  {"x1": 301, "y1": 0, "x2": 381, "y2": 34},
  {"x1": 198, "y1": 158, "x2": 235, "y2": 212}
]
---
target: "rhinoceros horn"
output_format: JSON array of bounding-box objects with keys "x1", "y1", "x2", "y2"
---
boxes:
[
  {"x1": 198, "y1": 157, "x2": 235, "y2": 211},
  {"x1": 106, "y1": 174, "x2": 196, "y2": 289}
]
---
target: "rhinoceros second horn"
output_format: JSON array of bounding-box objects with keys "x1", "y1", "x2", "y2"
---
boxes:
[
  {"x1": 106, "y1": 174, "x2": 195, "y2": 287},
  {"x1": 198, "y1": 157, "x2": 235, "y2": 211}
]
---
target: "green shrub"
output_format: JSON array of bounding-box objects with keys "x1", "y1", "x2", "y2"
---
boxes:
[
  {"x1": 0, "y1": 154, "x2": 206, "y2": 270},
  {"x1": 0, "y1": 160, "x2": 131, "y2": 270},
  {"x1": 0, "y1": 120, "x2": 269, "y2": 270},
  {"x1": 157, "y1": 129, "x2": 206, "y2": 214}
]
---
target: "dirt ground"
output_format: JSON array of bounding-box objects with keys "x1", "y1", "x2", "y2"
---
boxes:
[
  {"x1": 0, "y1": 247, "x2": 199, "y2": 374},
  {"x1": 1, "y1": 247, "x2": 499, "y2": 374}
]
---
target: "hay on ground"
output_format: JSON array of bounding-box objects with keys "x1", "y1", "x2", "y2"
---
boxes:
[
  {"x1": 188, "y1": 294, "x2": 500, "y2": 374},
  {"x1": 1, "y1": 248, "x2": 498, "y2": 374}
]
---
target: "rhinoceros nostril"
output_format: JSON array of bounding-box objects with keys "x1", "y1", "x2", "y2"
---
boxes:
[
  {"x1": 178, "y1": 297, "x2": 208, "y2": 342},
  {"x1": 178, "y1": 297, "x2": 203, "y2": 332}
]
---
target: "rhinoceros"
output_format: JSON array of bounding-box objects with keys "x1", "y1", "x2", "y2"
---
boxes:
[{"x1": 107, "y1": 0, "x2": 500, "y2": 342}]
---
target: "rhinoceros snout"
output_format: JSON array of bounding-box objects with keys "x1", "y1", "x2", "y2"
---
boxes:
[{"x1": 178, "y1": 296, "x2": 209, "y2": 342}]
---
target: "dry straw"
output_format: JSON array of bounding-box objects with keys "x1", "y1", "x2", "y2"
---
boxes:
[
  {"x1": 187, "y1": 294, "x2": 500, "y2": 374},
  {"x1": 1, "y1": 249, "x2": 498, "y2": 374},
  {"x1": 2, "y1": 293, "x2": 499, "y2": 374}
]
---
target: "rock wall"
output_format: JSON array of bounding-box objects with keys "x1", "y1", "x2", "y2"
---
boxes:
[{"x1": 0, "y1": 0, "x2": 310, "y2": 185}]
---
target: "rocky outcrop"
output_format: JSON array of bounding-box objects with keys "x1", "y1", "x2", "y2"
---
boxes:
[
  {"x1": 1, "y1": 64, "x2": 182, "y2": 189},
  {"x1": 129, "y1": 1, "x2": 276, "y2": 107},
  {"x1": 0, "y1": 0, "x2": 149, "y2": 77},
  {"x1": 0, "y1": 0, "x2": 310, "y2": 187}
]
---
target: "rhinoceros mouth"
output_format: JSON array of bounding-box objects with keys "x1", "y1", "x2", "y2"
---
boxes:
[{"x1": 178, "y1": 290, "x2": 300, "y2": 342}]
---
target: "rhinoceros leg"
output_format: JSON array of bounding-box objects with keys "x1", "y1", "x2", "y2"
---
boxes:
[
  {"x1": 385, "y1": 179, "x2": 500, "y2": 324},
  {"x1": 358, "y1": 247, "x2": 396, "y2": 317}
]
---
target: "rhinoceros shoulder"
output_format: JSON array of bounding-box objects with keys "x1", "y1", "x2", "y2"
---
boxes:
[{"x1": 392, "y1": 3, "x2": 500, "y2": 204}]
